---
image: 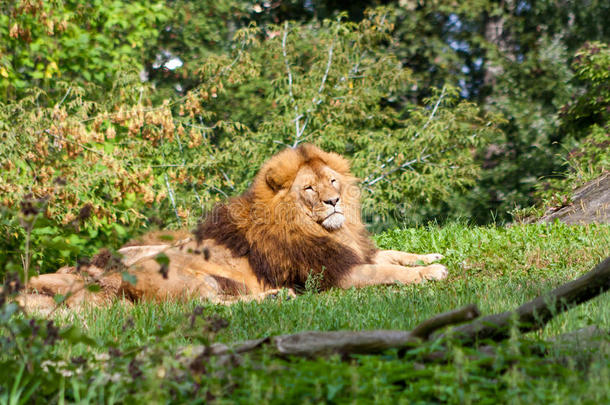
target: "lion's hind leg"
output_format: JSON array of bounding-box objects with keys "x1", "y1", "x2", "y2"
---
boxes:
[
  {"x1": 210, "y1": 288, "x2": 297, "y2": 305},
  {"x1": 21, "y1": 271, "x2": 120, "y2": 312},
  {"x1": 340, "y1": 263, "x2": 448, "y2": 289},
  {"x1": 373, "y1": 250, "x2": 444, "y2": 266}
]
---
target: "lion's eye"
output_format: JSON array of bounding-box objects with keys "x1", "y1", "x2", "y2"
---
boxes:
[
  {"x1": 330, "y1": 179, "x2": 337, "y2": 185},
  {"x1": 304, "y1": 186, "x2": 314, "y2": 191}
]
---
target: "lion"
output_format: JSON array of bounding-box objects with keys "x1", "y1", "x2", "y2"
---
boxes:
[{"x1": 22, "y1": 144, "x2": 447, "y2": 311}]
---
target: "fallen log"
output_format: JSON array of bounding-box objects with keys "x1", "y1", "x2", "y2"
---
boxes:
[
  {"x1": 191, "y1": 256, "x2": 609, "y2": 359},
  {"x1": 436, "y1": 255, "x2": 610, "y2": 345}
]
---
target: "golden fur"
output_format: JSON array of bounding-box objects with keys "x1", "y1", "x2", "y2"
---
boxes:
[{"x1": 23, "y1": 144, "x2": 448, "y2": 311}]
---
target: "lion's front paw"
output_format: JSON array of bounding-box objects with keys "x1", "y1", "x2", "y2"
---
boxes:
[
  {"x1": 422, "y1": 253, "x2": 444, "y2": 264},
  {"x1": 422, "y1": 264, "x2": 448, "y2": 281},
  {"x1": 262, "y1": 288, "x2": 297, "y2": 301}
]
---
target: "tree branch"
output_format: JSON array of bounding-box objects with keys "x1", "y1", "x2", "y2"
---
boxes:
[
  {"x1": 411, "y1": 304, "x2": 480, "y2": 340},
  {"x1": 364, "y1": 86, "x2": 446, "y2": 186},
  {"x1": 418, "y1": 85, "x2": 446, "y2": 137},
  {"x1": 188, "y1": 304, "x2": 480, "y2": 359},
  {"x1": 292, "y1": 37, "x2": 335, "y2": 147},
  {"x1": 281, "y1": 23, "x2": 302, "y2": 145},
  {"x1": 366, "y1": 154, "x2": 431, "y2": 186},
  {"x1": 164, "y1": 173, "x2": 181, "y2": 225},
  {"x1": 55, "y1": 86, "x2": 71, "y2": 108},
  {"x1": 281, "y1": 22, "x2": 295, "y2": 104},
  {"x1": 315, "y1": 40, "x2": 335, "y2": 102},
  {"x1": 436, "y1": 256, "x2": 610, "y2": 344}
]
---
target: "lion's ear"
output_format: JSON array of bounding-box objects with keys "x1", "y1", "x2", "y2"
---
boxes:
[{"x1": 265, "y1": 168, "x2": 285, "y2": 192}]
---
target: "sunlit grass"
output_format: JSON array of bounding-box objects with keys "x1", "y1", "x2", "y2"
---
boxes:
[{"x1": 51, "y1": 222, "x2": 610, "y2": 403}]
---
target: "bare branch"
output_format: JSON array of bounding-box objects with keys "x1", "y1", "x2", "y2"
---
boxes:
[
  {"x1": 294, "y1": 38, "x2": 336, "y2": 147},
  {"x1": 282, "y1": 23, "x2": 301, "y2": 145},
  {"x1": 147, "y1": 163, "x2": 203, "y2": 168},
  {"x1": 273, "y1": 139, "x2": 291, "y2": 148},
  {"x1": 365, "y1": 86, "x2": 447, "y2": 186},
  {"x1": 185, "y1": 304, "x2": 481, "y2": 358},
  {"x1": 164, "y1": 173, "x2": 181, "y2": 225},
  {"x1": 293, "y1": 116, "x2": 308, "y2": 147},
  {"x1": 411, "y1": 304, "x2": 480, "y2": 340},
  {"x1": 418, "y1": 85, "x2": 446, "y2": 137},
  {"x1": 220, "y1": 169, "x2": 234, "y2": 190},
  {"x1": 366, "y1": 154, "x2": 431, "y2": 186},
  {"x1": 209, "y1": 185, "x2": 229, "y2": 198},
  {"x1": 315, "y1": 40, "x2": 335, "y2": 102},
  {"x1": 281, "y1": 22, "x2": 295, "y2": 104},
  {"x1": 182, "y1": 121, "x2": 218, "y2": 131},
  {"x1": 292, "y1": 114, "x2": 302, "y2": 147},
  {"x1": 56, "y1": 87, "x2": 71, "y2": 108}
]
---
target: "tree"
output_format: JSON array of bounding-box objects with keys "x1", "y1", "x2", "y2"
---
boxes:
[
  {"x1": 531, "y1": 41, "x2": 610, "y2": 209},
  {"x1": 387, "y1": 0, "x2": 609, "y2": 222}
]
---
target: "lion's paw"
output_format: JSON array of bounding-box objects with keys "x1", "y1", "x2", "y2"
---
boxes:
[
  {"x1": 422, "y1": 264, "x2": 448, "y2": 281},
  {"x1": 263, "y1": 288, "x2": 297, "y2": 301},
  {"x1": 423, "y1": 253, "x2": 444, "y2": 263}
]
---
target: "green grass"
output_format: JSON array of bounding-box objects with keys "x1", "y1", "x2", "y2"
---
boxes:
[{"x1": 16, "y1": 223, "x2": 610, "y2": 403}]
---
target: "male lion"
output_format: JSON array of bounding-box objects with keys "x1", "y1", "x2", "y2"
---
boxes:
[{"x1": 23, "y1": 144, "x2": 447, "y2": 310}]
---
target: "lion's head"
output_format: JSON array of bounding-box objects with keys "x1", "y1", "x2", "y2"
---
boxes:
[
  {"x1": 251, "y1": 143, "x2": 360, "y2": 232},
  {"x1": 285, "y1": 156, "x2": 345, "y2": 230}
]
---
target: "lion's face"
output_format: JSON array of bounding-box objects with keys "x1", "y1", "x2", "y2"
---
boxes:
[
  {"x1": 290, "y1": 159, "x2": 346, "y2": 231},
  {"x1": 256, "y1": 144, "x2": 359, "y2": 233}
]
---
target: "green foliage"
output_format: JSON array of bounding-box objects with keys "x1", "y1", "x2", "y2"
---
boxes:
[
  {"x1": 0, "y1": 0, "x2": 169, "y2": 101},
  {"x1": 1, "y1": 1, "x2": 608, "y2": 237},
  {"x1": 565, "y1": 41, "x2": 610, "y2": 128},
  {"x1": 143, "y1": 0, "x2": 251, "y2": 98},
  {"x1": 0, "y1": 203, "x2": 131, "y2": 280},
  {"x1": 2, "y1": 2, "x2": 610, "y2": 402},
  {"x1": 144, "y1": 0, "x2": 399, "y2": 98}
]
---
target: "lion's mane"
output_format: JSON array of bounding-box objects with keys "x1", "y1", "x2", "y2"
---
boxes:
[{"x1": 194, "y1": 144, "x2": 377, "y2": 290}]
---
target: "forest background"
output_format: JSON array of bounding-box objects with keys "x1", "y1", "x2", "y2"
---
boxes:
[{"x1": 1, "y1": 0, "x2": 608, "y2": 276}]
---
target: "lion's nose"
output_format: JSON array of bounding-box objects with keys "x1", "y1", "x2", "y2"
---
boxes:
[{"x1": 324, "y1": 197, "x2": 340, "y2": 207}]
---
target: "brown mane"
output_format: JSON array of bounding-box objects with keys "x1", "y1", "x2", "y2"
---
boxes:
[{"x1": 195, "y1": 144, "x2": 377, "y2": 290}]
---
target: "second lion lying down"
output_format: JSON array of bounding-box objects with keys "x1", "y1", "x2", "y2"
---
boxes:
[{"x1": 24, "y1": 144, "x2": 447, "y2": 309}]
